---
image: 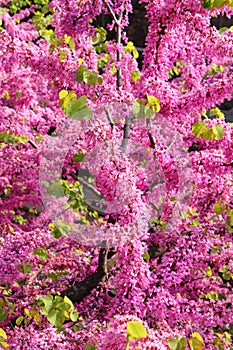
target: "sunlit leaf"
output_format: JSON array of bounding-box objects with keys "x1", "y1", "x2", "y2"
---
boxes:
[
  {"x1": 127, "y1": 321, "x2": 147, "y2": 339},
  {"x1": 189, "y1": 332, "x2": 204, "y2": 350},
  {"x1": 168, "y1": 335, "x2": 187, "y2": 350},
  {"x1": 0, "y1": 328, "x2": 7, "y2": 339},
  {"x1": 33, "y1": 247, "x2": 49, "y2": 260},
  {"x1": 212, "y1": 124, "x2": 224, "y2": 140}
]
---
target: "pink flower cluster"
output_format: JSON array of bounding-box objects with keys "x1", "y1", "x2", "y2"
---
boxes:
[{"x1": 0, "y1": 0, "x2": 233, "y2": 349}]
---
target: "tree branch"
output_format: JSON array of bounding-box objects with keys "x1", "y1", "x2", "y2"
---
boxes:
[
  {"x1": 60, "y1": 248, "x2": 117, "y2": 303},
  {"x1": 104, "y1": 1, "x2": 121, "y2": 26},
  {"x1": 116, "y1": 11, "x2": 123, "y2": 88},
  {"x1": 121, "y1": 115, "x2": 134, "y2": 153},
  {"x1": 70, "y1": 172, "x2": 102, "y2": 199},
  {"x1": 103, "y1": 1, "x2": 123, "y2": 88},
  {"x1": 69, "y1": 172, "x2": 107, "y2": 216},
  {"x1": 59, "y1": 242, "x2": 165, "y2": 303},
  {"x1": 28, "y1": 140, "x2": 38, "y2": 149},
  {"x1": 105, "y1": 107, "x2": 114, "y2": 129}
]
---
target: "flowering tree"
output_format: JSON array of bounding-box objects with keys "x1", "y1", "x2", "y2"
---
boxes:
[{"x1": 0, "y1": 0, "x2": 233, "y2": 349}]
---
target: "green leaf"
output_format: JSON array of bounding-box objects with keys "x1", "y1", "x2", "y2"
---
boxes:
[
  {"x1": 213, "y1": 200, "x2": 227, "y2": 214},
  {"x1": 202, "y1": 0, "x2": 233, "y2": 8},
  {"x1": 132, "y1": 101, "x2": 146, "y2": 119},
  {"x1": 22, "y1": 262, "x2": 32, "y2": 274},
  {"x1": 85, "y1": 344, "x2": 96, "y2": 350},
  {"x1": 34, "y1": 312, "x2": 40, "y2": 324},
  {"x1": 226, "y1": 217, "x2": 233, "y2": 233},
  {"x1": 0, "y1": 309, "x2": 8, "y2": 322},
  {"x1": 69, "y1": 107, "x2": 93, "y2": 121},
  {"x1": 212, "y1": 124, "x2": 224, "y2": 140},
  {"x1": 73, "y1": 152, "x2": 86, "y2": 163},
  {"x1": 219, "y1": 26, "x2": 229, "y2": 33},
  {"x1": 73, "y1": 325, "x2": 80, "y2": 332},
  {"x1": 63, "y1": 296, "x2": 74, "y2": 311},
  {"x1": 76, "y1": 66, "x2": 86, "y2": 83},
  {"x1": 130, "y1": 71, "x2": 140, "y2": 82},
  {"x1": 16, "y1": 316, "x2": 24, "y2": 326},
  {"x1": 69, "y1": 39, "x2": 75, "y2": 50},
  {"x1": 0, "y1": 341, "x2": 9, "y2": 348},
  {"x1": 33, "y1": 247, "x2": 49, "y2": 260},
  {"x1": 65, "y1": 95, "x2": 92, "y2": 120},
  {"x1": 146, "y1": 95, "x2": 161, "y2": 113},
  {"x1": 60, "y1": 51, "x2": 68, "y2": 62},
  {"x1": 46, "y1": 308, "x2": 56, "y2": 326},
  {"x1": 192, "y1": 121, "x2": 223, "y2": 140},
  {"x1": 192, "y1": 121, "x2": 206, "y2": 138},
  {"x1": 45, "y1": 179, "x2": 64, "y2": 198},
  {"x1": 47, "y1": 309, "x2": 65, "y2": 328},
  {"x1": 205, "y1": 266, "x2": 213, "y2": 277},
  {"x1": 203, "y1": 128, "x2": 214, "y2": 140},
  {"x1": 168, "y1": 335, "x2": 187, "y2": 350},
  {"x1": 38, "y1": 295, "x2": 53, "y2": 314},
  {"x1": 59, "y1": 90, "x2": 68, "y2": 100},
  {"x1": 209, "y1": 107, "x2": 225, "y2": 119},
  {"x1": 48, "y1": 272, "x2": 58, "y2": 282},
  {"x1": 189, "y1": 332, "x2": 204, "y2": 350},
  {"x1": 125, "y1": 41, "x2": 139, "y2": 58},
  {"x1": 227, "y1": 209, "x2": 233, "y2": 225},
  {"x1": 142, "y1": 252, "x2": 150, "y2": 260},
  {"x1": 127, "y1": 321, "x2": 147, "y2": 340},
  {"x1": 91, "y1": 27, "x2": 107, "y2": 44},
  {"x1": 213, "y1": 0, "x2": 226, "y2": 8},
  {"x1": 70, "y1": 310, "x2": 79, "y2": 322},
  {"x1": 83, "y1": 71, "x2": 98, "y2": 86},
  {"x1": 0, "y1": 328, "x2": 7, "y2": 339},
  {"x1": 66, "y1": 99, "x2": 84, "y2": 118},
  {"x1": 64, "y1": 35, "x2": 75, "y2": 50},
  {"x1": 145, "y1": 105, "x2": 156, "y2": 119},
  {"x1": 35, "y1": 134, "x2": 42, "y2": 143},
  {"x1": 98, "y1": 76, "x2": 103, "y2": 85},
  {"x1": 49, "y1": 221, "x2": 70, "y2": 238},
  {"x1": 202, "y1": 0, "x2": 214, "y2": 8},
  {"x1": 18, "y1": 135, "x2": 28, "y2": 144}
]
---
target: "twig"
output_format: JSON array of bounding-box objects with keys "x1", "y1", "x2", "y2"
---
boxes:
[
  {"x1": 121, "y1": 115, "x2": 134, "y2": 153},
  {"x1": 220, "y1": 162, "x2": 233, "y2": 167},
  {"x1": 28, "y1": 140, "x2": 38, "y2": 149},
  {"x1": 104, "y1": 1, "x2": 121, "y2": 26},
  {"x1": 116, "y1": 11, "x2": 123, "y2": 88},
  {"x1": 70, "y1": 172, "x2": 101, "y2": 198},
  {"x1": 105, "y1": 107, "x2": 114, "y2": 129},
  {"x1": 103, "y1": 1, "x2": 123, "y2": 88},
  {"x1": 146, "y1": 120, "x2": 156, "y2": 149},
  {"x1": 70, "y1": 172, "x2": 107, "y2": 216},
  {"x1": 148, "y1": 131, "x2": 156, "y2": 149}
]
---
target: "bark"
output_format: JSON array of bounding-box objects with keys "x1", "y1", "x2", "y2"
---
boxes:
[{"x1": 60, "y1": 248, "x2": 117, "y2": 303}]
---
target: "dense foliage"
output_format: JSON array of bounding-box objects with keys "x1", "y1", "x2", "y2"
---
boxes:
[{"x1": 0, "y1": 0, "x2": 233, "y2": 349}]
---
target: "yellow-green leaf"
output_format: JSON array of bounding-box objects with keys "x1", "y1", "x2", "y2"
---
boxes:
[
  {"x1": 59, "y1": 90, "x2": 68, "y2": 100},
  {"x1": 192, "y1": 121, "x2": 206, "y2": 138},
  {"x1": 212, "y1": 124, "x2": 224, "y2": 140},
  {"x1": 130, "y1": 71, "x2": 140, "y2": 82},
  {"x1": 0, "y1": 328, "x2": 7, "y2": 339},
  {"x1": 34, "y1": 312, "x2": 40, "y2": 324},
  {"x1": 0, "y1": 308, "x2": 8, "y2": 322},
  {"x1": 189, "y1": 332, "x2": 204, "y2": 350},
  {"x1": 127, "y1": 321, "x2": 147, "y2": 339},
  {"x1": 146, "y1": 95, "x2": 161, "y2": 113},
  {"x1": 16, "y1": 316, "x2": 24, "y2": 326}
]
